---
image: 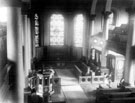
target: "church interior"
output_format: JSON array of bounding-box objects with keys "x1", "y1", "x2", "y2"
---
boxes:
[{"x1": 1, "y1": 0, "x2": 135, "y2": 103}]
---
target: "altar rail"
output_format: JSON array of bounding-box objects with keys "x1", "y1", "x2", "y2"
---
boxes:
[
  {"x1": 79, "y1": 75, "x2": 105, "y2": 84},
  {"x1": 74, "y1": 64, "x2": 105, "y2": 84}
]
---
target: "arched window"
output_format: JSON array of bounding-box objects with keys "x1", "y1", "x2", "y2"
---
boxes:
[
  {"x1": 74, "y1": 14, "x2": 84, "y2": 47},
  {"x1": 50, "y1": 14, "x2": 64, "y2": 45}
]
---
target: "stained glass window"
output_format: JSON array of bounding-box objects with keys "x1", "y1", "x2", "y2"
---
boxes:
[
  {"x1": 50, "y1": 14, "x2": 64, "y2": 45},
  {"x1": 74, "y1": 14, "x2": 84, "y2": 47},
  {"x1": 35, "y1": 13, "x2": 39, "y2": 47}
]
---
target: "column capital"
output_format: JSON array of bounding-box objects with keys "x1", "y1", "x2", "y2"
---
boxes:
[
  {"x1": 126, "y1": 7, "x2": 135, "y2": 20},
  {"x1": 102, "y1": 11, "x2": 112, "y2": 19},
  {"x1": 90, "y1": 14, "x2": 96, "y2": 20}
]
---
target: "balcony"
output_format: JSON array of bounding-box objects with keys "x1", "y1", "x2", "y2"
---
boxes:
[{"x1": 107, "y1": 24, "x2": 128, "y2": 55}]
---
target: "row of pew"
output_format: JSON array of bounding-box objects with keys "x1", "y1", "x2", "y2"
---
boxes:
[
  {"x1": 96, "y1": 87, "x2": 135, "y2": 103},
  {"x1": 73, "y1": 61, "x2": 135, "y2": 103},
  {"x1": 74, "y1": 62, "x2": 105, "y2": 84}
]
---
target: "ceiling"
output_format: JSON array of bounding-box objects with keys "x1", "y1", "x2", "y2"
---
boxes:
[
  {"x1": 21, "y1": 0, "x2": 104, "y2": 11},
  {"x1": 28, "y1": 0, "x2": 93, "y2": 11},
  {"x1": 21, "y1": 0, "x2": 133, "y2": 12}
]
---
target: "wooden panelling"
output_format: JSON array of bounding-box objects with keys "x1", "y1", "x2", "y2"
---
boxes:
[
  {"x1": 35, "y1": 46, "x2": 83, "y2": 61},
  {"x1": 47, "y1": 46, "x2": 69, "y2": 61},
  {"x1": 107, "y1": 40, "x2": 126, "y2": 55},
  {"x1": 35, "y1": 46, "x2": 71, "y2": 61}
]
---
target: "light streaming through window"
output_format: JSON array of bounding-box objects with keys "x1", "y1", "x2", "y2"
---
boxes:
[
  {"x1": 108, "y1": 13, "x2": 114, "y2": 25},
  {"x1": 50, "y1": 14, "x2": 64, "y2": 45},
  {"x1": 108, "y1": 12, "x2": 115, "y2": 30},
  {"x1": 74, "y1": 14, "x2": 84, "y2": 47},
  {"x1": 0, "y1": 7, "x2": 7, "y2": 22}
]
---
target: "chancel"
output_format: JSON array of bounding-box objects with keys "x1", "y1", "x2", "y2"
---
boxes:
[{"x1": 0, "y1": 0, "x2": 135, "y2": 103}]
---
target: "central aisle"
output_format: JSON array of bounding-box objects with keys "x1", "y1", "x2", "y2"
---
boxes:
[
  {"x1": 55, "y1": 69, "x2": 89, "y2": 103},
  {"x1": 55, "y1": 69, "x2": 78, "y2": 85}
]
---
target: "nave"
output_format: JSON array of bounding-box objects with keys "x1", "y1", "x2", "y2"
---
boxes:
[
  {"x1": 1, "y1": 0, "x2": 135, "y2": 103},
  {"x1": 24, "y1": 64, "x2": 96, "y2": 103},
  {"x1": 23, "y1": 61, "x2": 135, "y2": 103}
]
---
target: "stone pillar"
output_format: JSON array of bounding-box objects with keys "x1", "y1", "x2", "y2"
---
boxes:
[
  {"x1": 28, "y1": 17, "x2": 32, "y2": 68},
  {"x1": 88, "y1": 15, "x2": 96, "y2": 60},
  {"x1": 7, "y1": 7, "x2": 24, "y2": 103},
  {"x1": 31, "y1": 13, "x2": 36, "y2": 58},
  {"x1": 82, "y1": 15, "x2": 87, "y2": 58},
  {"x1": 102, "y1": 12, "x2": 111, "y2": 40},
  {"x1": 101, "y1": 11, "x2": 111, "y2": 67},
  {"x1": 24, "y1": 15, "x2": 29, "y2": 75},
  {"x1": 23, "y1": 15, "x2": 31, "y2": 87},
  {"x1": 124, "y1": 8, "x2": 135, "y2": 86}
]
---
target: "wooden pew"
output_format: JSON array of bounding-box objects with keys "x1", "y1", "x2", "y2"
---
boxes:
[
  {"x1": 74, "y1": 62, "x2": 93, "y2": 84},
  {"x1": 96, "y1": 97, "x2": 135, "y2": 103},
  {"x1": 74, "y1": 62, "x2": 106, "y2": 84},
  {"x1": 109, "y1": 97, "x2": 135, "y2": 103},
  {"x1": 75, "y1": 62, "x2": 88, "y2": 76},
  {"x1": 74, "y1": 63, "x2": 92, "y2": 84},
  {"x1": 96, "y1": 88, "x2": 135, "y2": 103},
  {"x1": 74, "y1": 64, "x2": 82, "y2": 79},
  {"x1": 96, "y1": 88, "x2": 131, "y2": 93}
]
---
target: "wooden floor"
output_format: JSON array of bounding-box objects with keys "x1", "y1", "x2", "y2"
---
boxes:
[{"x1": 55, "y1": 68, "x2": 96, "y2": 103}]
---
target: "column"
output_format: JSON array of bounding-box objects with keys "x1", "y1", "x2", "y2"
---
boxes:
[
  {"x1": 31, "y1": 13, "x2": 36, "y2": 58},
  {"x1": 82, "y1": 15, "x2": 87, "y2": 58},
  {"x1": 23, "y1": 15, "x2": 31, "y2": 87},
  {"x1": 88, "y1": 15, "x2": 96, "y2": 60},
  {"x1": 88, "y1": 0, "x2": 97, "y2": 62},
  {"x1": 7, "y1": 7, "x2": 24, "y2": 103},
  {"x1": 124, "y1": 8, "x2": 135, "y2": 86},
  {"x1": 101, "y1": 11, "x2": 111, "y2": 67},
  {"x1": 67, "y1": 15, "x2": 74, "y2": 60},
  {"x1": 28, "y1": 17, "x2": 32, "y2": 69}
]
